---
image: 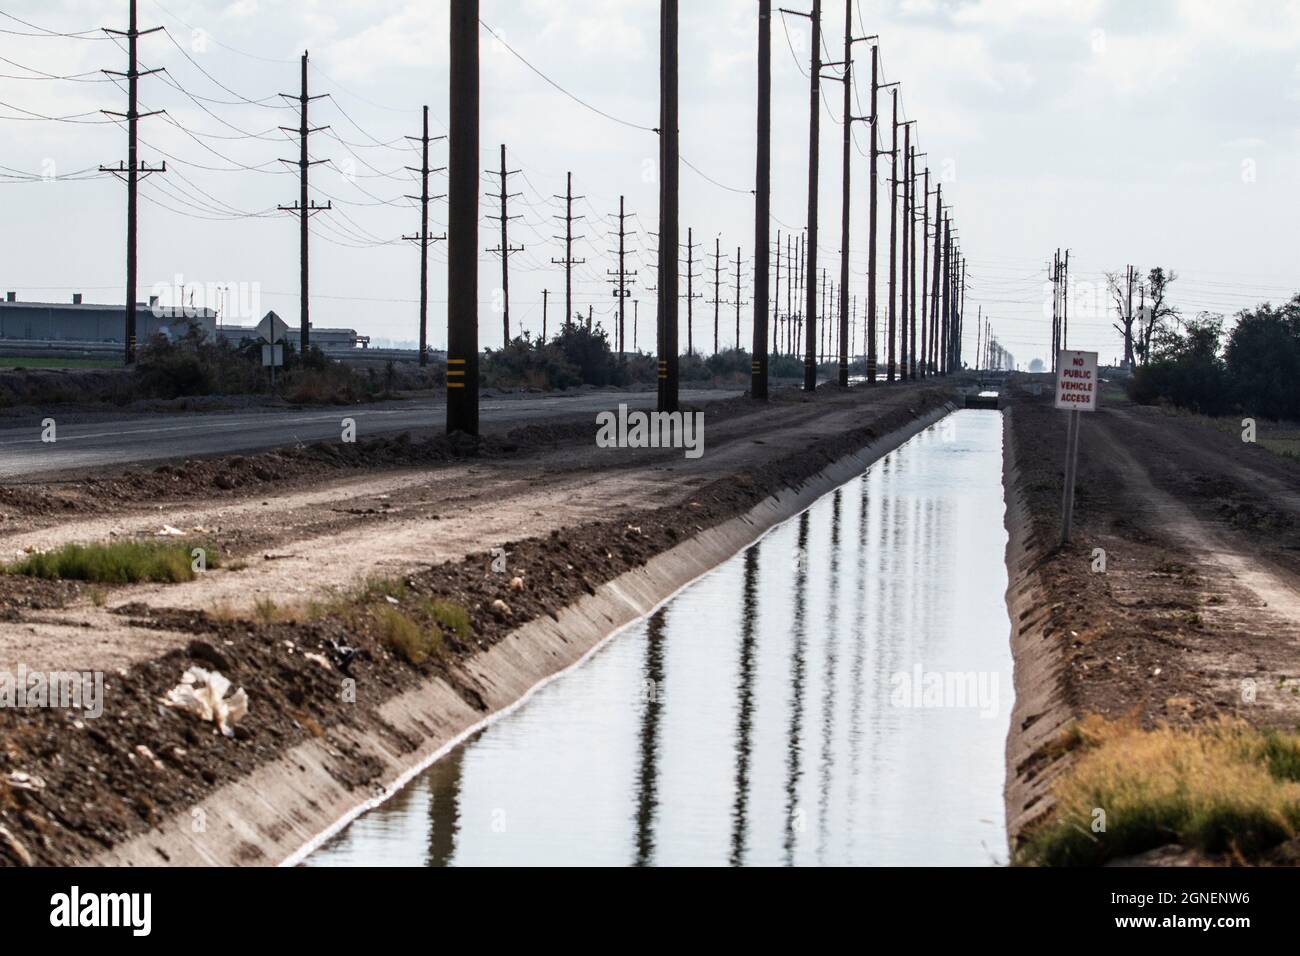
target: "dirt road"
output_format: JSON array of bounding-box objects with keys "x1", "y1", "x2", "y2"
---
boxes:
[
  {"x1": 1005, "y1": 394, "x2": 1300, "y2": 845},
  {"x1": 0, "y1": 382, "x2": 943, "y2": 673}
]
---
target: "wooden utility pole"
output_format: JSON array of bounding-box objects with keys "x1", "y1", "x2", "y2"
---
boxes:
[
  {"x1": 658, "y1": 0, "x2": 680, "y2": 413},
  {"x1": 899, "y1": 122, "x2": 912, "y2": 380},
  {"x1": 1051, "y1": 250, "x2": 1059, "y2": 372},
  {"x1": 909, "y1": 149, "x2": 922, "y2": 380},
  {"x1": 866, "y1": 44, "x2": 881, "y2": 383},
  {"x1": 711, "y1": 236, "x2": 723, "y2": 354},
  {"x1": 920, "y1": 168, "x2": 931, "y2": 377},
  {"x1": 486, "y1": 144, "x2": 523, "y2": 348},
  {"x1": 835, "y1": 5, "x2": 873, "y2": 387},
  {"x1": 940, "y1": 216, "x2": 951, "y2": 375},
  {"x1": 793, "y1": 232, "x2": 803, "y2": 356},
  {"x1": 446, "y1": 2, "x2": 478, "y2": 434},
  {"x1": 607, "y1": 196, "x2": 636, "y2": 357},
  {"x1": 784, "y1": 238, "x2": 791, "y2": 355},
  {"x1": 684, "y1": 227, "x2": 701, "y2": 355},
  {"x1": 1062, "y1": 249, "x2": 1070, "y2": 351},
  {"x1": 959, "y1": 256, "x2": 967, "y2": 370},
  {"x1": 400, "y1": 105, "x2": 447, "y2": 366},
  {"x1": 278, "y1": 52, "x2": 331, "y2": 357},
  {"x1": 101, "y1": 0, "x2": 166, "y2": 366},
  {"x1": 929, "y1": 185, "x2": 942, "y2": 375},
  {"x1": 771, "y1": 229, "x2": 782, "y2": 358},
  {"x1": 403, "y1": 106, "x2": 446, "y2": 366},
  {"x1": 753, "y1": 0, "x2": 772, "y2": 398},
  {"x1": 552, "y1": 172, "x2": 585, "y2": 330},
  {"x1": 796, "y1": 0, "x2": 823, "y2": 391},
  {"x1": 541, "y1": 289, "x2": 549, "y2": 342},
  {"x1": 733, "y1": 247, "x2": 747, "y2": 350},
  {"x1": 887, "y1": 88, "x2": 899, "y2": 382}
]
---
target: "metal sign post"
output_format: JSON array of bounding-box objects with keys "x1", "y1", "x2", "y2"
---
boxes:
[
  {"x1": 262, "y1": 342, "x2": 284, "y2": 391},
  {"x1": 1055, "y1": 349, "x2": 1099, "y2": 545}
]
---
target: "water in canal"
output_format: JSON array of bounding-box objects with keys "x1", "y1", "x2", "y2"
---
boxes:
[{"x1": 305, "y1": 410, "x2": 1012, "y2": 867}]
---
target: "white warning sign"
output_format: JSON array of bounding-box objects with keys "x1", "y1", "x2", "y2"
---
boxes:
[{"x1": 1055, "y1": 350, "x2": 1099, "y2": 412}]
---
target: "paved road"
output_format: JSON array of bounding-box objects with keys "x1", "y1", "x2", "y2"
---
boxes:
[{"x1": 0, "y1": 388, "x2": 740, "y2": 481}]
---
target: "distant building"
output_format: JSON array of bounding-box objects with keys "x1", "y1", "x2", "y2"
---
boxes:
[
  {"x1": 0, "y1": 292, "x2": 216, "y2": 343},
  {"x1": 219, "y1": 313, "x2": 368, "y2": 351}
]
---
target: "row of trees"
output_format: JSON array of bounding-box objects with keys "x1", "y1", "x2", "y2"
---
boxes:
[{"x1": 1128, "y1": 291, "x2": 1300, "y2": 421}]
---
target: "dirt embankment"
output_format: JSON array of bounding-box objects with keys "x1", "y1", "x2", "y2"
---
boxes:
[
  {"x1": 1002, "y1": 391, "x2": 1300, "y2": 859},
  {"x1": 0, "y1": 382, "x2": 953, "y2": 866}
]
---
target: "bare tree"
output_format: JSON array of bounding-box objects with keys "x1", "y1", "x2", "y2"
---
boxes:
[
  {"x1": 1136, "y1": 267, "x2": 1179, "y2": 366},
  {"x1": 1106, "y1": 268, "x2": 1135, "y2": 367}
]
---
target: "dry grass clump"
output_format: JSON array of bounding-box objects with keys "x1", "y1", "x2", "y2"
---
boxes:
[{"x1": 1018, "y1": 716, "x2": 1300, "y2": 865}]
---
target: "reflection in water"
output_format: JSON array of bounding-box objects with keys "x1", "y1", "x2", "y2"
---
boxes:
[
  {"x1": 424, "y1": 745, "x2": 464, "y2": 868},
  {"x1": 729, "y1": 548, "x2": 760, "y2": 866},
  {"x1": 634, "y1": 611, "x2": 667, "y2": 867},
  {"x1": 305, "y1": 410, "x2": 1012, "y2": 868},
  {"x1": 817, "y1": 492, "x2": 842, "y2": 863},
  {"x1": 784, "y1": 512, "x2": 810, "y2": 865}
]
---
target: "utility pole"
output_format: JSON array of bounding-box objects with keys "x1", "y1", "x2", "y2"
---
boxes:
[
  {"x1": 403, "y1": 106, "x2": 446, "y2": 366},
  {"x1": 793, "y1": 232, "x2": 803, "y2": 356},
  {"x1": 634, "y1": 299, "x2": 640, "y2": 352},
  {"x1": 920, "y1": 168, "x2": 932, "y2": 377},
  {"x1": 835, "y1": 6, "x2": 874, "y2": 387},
  {"x1": 899, "y1": 122, "x2": 913, "y2": 381},
  {"x1": 658, "y1": 0, "x2": 680, "y2": 413},
  {"x1": 711, "y1": 236, "x2": 724, "y2": 354},
  {"x1": 887, "y1": 88, "x2": 899, "y2": 382},
  {"x1": 1049, "y1": 255, "x2": 1055, "y2": 362},
  {"x1": 683, "y1": 228, "x2": 702, "y2": 355},
  {"x1": 909, "y1": 149, "x2": 923, "y2": 380},
  {"x1": 446, "y1": 1, "x2": 478, "y2": 435},
  {"x1": 101, "y1": 0, "x2": 166, "y2": 366},
  {"x1": 733, "y1": 247, "x2": 747, "y2": 350},
  {"x1": 486, "y1": 144, "x2": 523, "y2": 348},
  {"x1": 607, "y1": 196, "x2": 637, "y2": 358},
  {"x1": 753, "y1": 0, "x2": 772, "y2": 398},
  {"x1": 1062, "y1": 249, "x2": 1070, "y2": 351},
  {"x1": 866, "y1": 46, "x2": 886, "y2": 383},
  {"x1": 929, "y1": 186, "x2": 942, "y2": 376},
  {"x1": 552, "y1": 172, "x2": 586, "y2": 330},
  {"x1": 959, "y1": 256, "x2": 967, "y2": 370},
  {"x1": 785, "y1": 0, "x2": 823, "y2": 391},
  {"x1": 771, "y1": 229, "x2": 782, "y2": 358},
  {"x1": 541, "y1": 289, "x2": 550, "y2": 341},
  {"x1": 941, "y1": 216, "x2": 951, "y2": 375},
  {"x1": 278, "y1": 52, "x2": 332, "y2": 357}
]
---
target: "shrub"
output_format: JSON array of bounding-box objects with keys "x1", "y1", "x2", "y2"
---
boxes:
[
  {"x1": 6, "y1": 539, "x2": 217, "y2": 584},
  {"x1": 375, "y1": 605, "x2": 442, "y2": 664}
]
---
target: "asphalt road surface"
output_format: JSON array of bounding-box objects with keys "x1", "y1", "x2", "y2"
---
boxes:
[{"x1": 0, "y1": 388, "x2": 740, "y2": 482}]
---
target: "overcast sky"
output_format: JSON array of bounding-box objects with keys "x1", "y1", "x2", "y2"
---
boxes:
[{"x1": 3, "y1": 0, "x2": 1298, "y2": 367}]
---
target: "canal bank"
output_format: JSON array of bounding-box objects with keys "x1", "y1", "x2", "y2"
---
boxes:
[{"x1": 89, "y1": 394, "x2": 959, "y2": 867}]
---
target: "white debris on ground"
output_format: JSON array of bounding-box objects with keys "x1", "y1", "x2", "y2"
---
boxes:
[{"x1": 161, "y1": 667, "x2": 249, "y2": 737}]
